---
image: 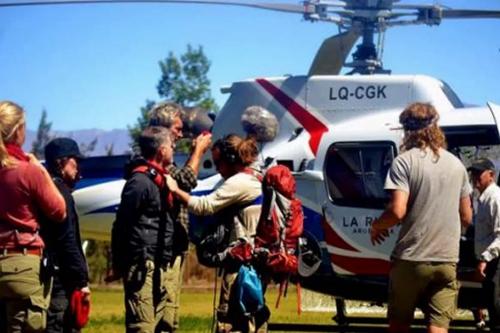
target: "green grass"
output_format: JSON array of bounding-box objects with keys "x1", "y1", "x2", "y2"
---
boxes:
[
  {"x1": 86, "y1": 285, "x2": 335, "y2": 332},
  {"x1": 85, "y1": 286, "x2": 475, "y2": 332}
]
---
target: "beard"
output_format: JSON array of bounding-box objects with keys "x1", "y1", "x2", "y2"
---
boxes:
[{"x1": 64, "y1": 171, "x2": 82, "y2": 189}]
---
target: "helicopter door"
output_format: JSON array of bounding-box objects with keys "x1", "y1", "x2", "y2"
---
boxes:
[
  {"x1": 440, "y1": 106, "x2": 500, "y2": 279},
  {"x1": 322, "y1": 141, "x2": 397, "y2": 276}
]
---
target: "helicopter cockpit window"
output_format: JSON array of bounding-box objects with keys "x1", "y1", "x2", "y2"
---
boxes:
[
  {"x1": 444, "y1": 125, "x2": 500, "y2": 171},
  {"x1": 450, "y1": 145, "x2": 500, "y2": 171},
  {"x1": 439, "y1": 80, "x2": 464, "y2": 108},
  {"x1": 324, "y1": 142, "x2": 396, "y2": 208}
]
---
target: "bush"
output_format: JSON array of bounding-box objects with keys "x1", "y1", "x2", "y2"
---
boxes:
[{"x1": 85, "y1": 240, "x2": 109, "y2": 284}]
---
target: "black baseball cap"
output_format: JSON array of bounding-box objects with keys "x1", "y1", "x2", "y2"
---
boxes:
[
  {"x1": 44, "y1": 138, "x2": 84, "y2": 163},
  {"x1": 468, "y1": 158, "x2": 495, "y2": 173}
]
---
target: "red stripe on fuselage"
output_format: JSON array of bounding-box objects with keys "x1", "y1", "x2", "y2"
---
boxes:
[
  {"x1": 256, "y1": 79, "x2": 328, "y2": 155},
  {"x1": 322, "y1": 218, "x2": 359, "y2": 253},
  {"x1": 330, "y1": 254, "x2": 391, "y2": 275}
]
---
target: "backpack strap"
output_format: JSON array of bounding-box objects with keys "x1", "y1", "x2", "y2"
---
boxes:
[
  {"x1": 242, "y1": 167, "x2": 263, "y2": 182},
  {"x1": 266, "y1": 188, "x2": 276, "y2": 221},
  {"x1": 132, "y1": 165, "x2": 176, "y2": 209},
  {"x1": 132, "y1": 165, "x2": 165, "y2": 188}
]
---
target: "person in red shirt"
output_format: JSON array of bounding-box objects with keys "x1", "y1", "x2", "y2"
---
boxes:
[{"x1": 0, "y1": 100, "x2": 66, "y2": 332}]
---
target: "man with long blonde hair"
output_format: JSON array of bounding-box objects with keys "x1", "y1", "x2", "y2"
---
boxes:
[{"x1": 370, "y1": 102, "x2": 473, "y2": 333}]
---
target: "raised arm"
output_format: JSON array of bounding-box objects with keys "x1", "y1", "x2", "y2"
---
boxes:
[
  {"x1": 167, "y1": 174, "x2": 248, "y2": 216},
  {"x1": 185, "y1": 133, "x2": 212, "y2": 176}
]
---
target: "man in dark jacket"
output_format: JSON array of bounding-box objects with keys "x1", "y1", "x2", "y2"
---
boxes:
[
  {"x1": 111, "y1": 126, "x2": 176, "y2": 333},
  {"x1": 42, "y1": 137, "x2": 90, "y2": 333},
  {"x1": 147, "y1": 101, "x2": 212, "y2": 332}
]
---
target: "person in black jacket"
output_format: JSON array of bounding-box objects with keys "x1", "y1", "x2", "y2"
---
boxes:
[
  {"x1": 147, "y1": 101, "x2": 212, "y2": 333},
  {"x1": 42, "y1": 137, "x2": 90, "y2": 333},
  {"x1": 111, "y1": 126, "x2": 176, "y2": 333}
]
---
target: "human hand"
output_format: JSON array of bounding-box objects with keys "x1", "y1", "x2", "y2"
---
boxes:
[
  {"x1": 104, "y1": 268, "x2": 121, "y2": 283},
  {"x1": 370, "y1": 224, "x2": 389, "y2": 246},
  {"x1": 476, "y1": 261, "x2": 487, "y2": 281},
  {"x1": 165, "y1": 175, "x2": 179, "y2": 193},
  {"x1": 80, "y1": 286, "x2": 91, "y2": 302},
  {"x1": 193, "y1": 132, "x2": 212, "y2": 154}
]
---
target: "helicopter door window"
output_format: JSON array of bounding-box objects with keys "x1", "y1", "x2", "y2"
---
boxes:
[{"x1": 324, "y1": 142, "x2": 396, "y2": 208}]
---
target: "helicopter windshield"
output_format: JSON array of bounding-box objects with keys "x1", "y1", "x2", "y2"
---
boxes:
[
  {"x1": 443, "y1": 124, "x2": 500, "y2": 172},
  {"x1": 451, "y1": 145, "x2": 500, "y2": 169}
]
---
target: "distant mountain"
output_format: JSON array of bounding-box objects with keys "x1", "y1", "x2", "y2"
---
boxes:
[{"x1": 24, "y1": 128, "x2": 132, "y2": 157}]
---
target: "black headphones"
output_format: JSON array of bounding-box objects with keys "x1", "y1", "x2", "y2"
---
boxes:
[{"x1": 217, "y1": 134, "x2": 240, "y2": 164}]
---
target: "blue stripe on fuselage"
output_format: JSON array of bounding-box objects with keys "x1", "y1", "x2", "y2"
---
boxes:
[
  {"x1": 87, "y1": 205, "x2": 119, "y2": 214},
  {"x1": 75, "y1": 177, "x2": 121, "y2": 190},
  {"x1": 302, "y1": 205, "x2": 324, "y2": 243}
]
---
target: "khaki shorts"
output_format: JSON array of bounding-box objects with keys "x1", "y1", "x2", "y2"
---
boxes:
[
  {"x1": 388, "y1": 260, "x2": 459, "y2": 329},
  {"x1": 124, "y1": 260, "x2": 168, "y2": 333},
  {"x1": 161, "y1": 254, "x2": 186, "y2": 332},
  {"x1": 0, "y1": 254, "x2": 52, "y2": 333}
]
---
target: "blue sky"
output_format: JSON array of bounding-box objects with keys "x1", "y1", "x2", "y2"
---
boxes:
[{"x1": 0, "y1": 0, "x2": 499, "y2": 131}]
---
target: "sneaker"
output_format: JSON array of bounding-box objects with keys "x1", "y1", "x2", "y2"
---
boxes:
[{"x1": 476, "y1": 320, "x2": 487, "y2": 330}]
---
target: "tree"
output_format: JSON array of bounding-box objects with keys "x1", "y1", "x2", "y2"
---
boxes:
[
  {"x1": 157, "y1": 44, "x2": 218, "y2": 112},
  {"x1": 105, "y1": 143, "x2": 115, "y2": 156},
  {"x1": 128, "y1": 100, "x2": 156, "y2": 147},
  {"x1": 31, "y1": 109, "x2": 52, "y2": 159},
  {"x1": 85, "y1": 240, "x2": 109, "y2": 284},
  {"x1": 79, "y1": 137, "x2": 98, "y2": 157},
  {"x1": 128, "y1": 44, "x2": 218, "y2": 145}
]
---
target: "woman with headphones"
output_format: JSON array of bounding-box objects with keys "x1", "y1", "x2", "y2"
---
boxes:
[{"x1": 167, "y1": 133, "x2": 266, "y2": 333}]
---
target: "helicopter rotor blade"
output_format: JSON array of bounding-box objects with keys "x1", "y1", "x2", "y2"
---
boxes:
[
  {"x1": 0, "y1": 0, "x2": 312, "y2": 14},
  {"x1": 308, "y1": 28, "x2": 359, "y2": 76},
  {"x1": 391, "y1": 5, "x2": 500, "y2": 21},
  {"x1": 440, "y1": 9, "x2": 500, "y2": 20}
]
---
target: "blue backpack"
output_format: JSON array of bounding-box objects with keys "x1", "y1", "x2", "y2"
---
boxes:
[{"x1": 235, "y1": 265, "x2": 264, "y2": 316}]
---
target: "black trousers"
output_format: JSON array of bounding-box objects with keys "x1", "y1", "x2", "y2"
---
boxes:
[{"x1": 46, "y1": 281, "x2": 78, "y2": 333}]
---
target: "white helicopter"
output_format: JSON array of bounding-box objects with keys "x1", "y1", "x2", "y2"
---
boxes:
[{"x1": 3, "y1": 0, "x2": 500, "y2": 324}]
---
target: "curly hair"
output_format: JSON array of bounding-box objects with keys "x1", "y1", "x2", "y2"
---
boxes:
[
  {"x1": 241, "y1": 105, "x2": 279, "y2": 142},
  {"x1": 147, "y1": 101, "x2": 183, "y2": 129},
  {"x1": 399, "y1": 103, "x2": 447, "y2": 157}
]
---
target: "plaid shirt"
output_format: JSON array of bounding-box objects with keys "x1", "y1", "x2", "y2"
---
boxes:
[{"x1": 167, "y1": 164, "x2": 197, "y2": 253}]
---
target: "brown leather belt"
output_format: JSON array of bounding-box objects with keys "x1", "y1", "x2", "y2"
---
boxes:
[{"x1": 0, "y1": 247, "x2": 42, "y2": 256}]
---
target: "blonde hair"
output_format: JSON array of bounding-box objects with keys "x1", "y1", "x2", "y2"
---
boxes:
[
  {"x1": 148, "y1": 101, "x2": 183, "y2": 128},
  {"x1": 0, "y1": 101, "x2": 25, "y2": 168},
  {"x1": 399, "y1": 102, "x2": 446, "y2": 157}
]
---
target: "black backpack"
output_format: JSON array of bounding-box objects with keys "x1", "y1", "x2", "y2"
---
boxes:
[
  {"x1": 195, "y1": 221, "x2": 230, "y2": 268},
  {"x1": 194, "y1": 193, "x2": 262, "y2": 268}
]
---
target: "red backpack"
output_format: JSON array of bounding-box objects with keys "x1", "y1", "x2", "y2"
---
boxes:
[{"x1": 254, "y1": 164, "x2": 304, "y2": 275}]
